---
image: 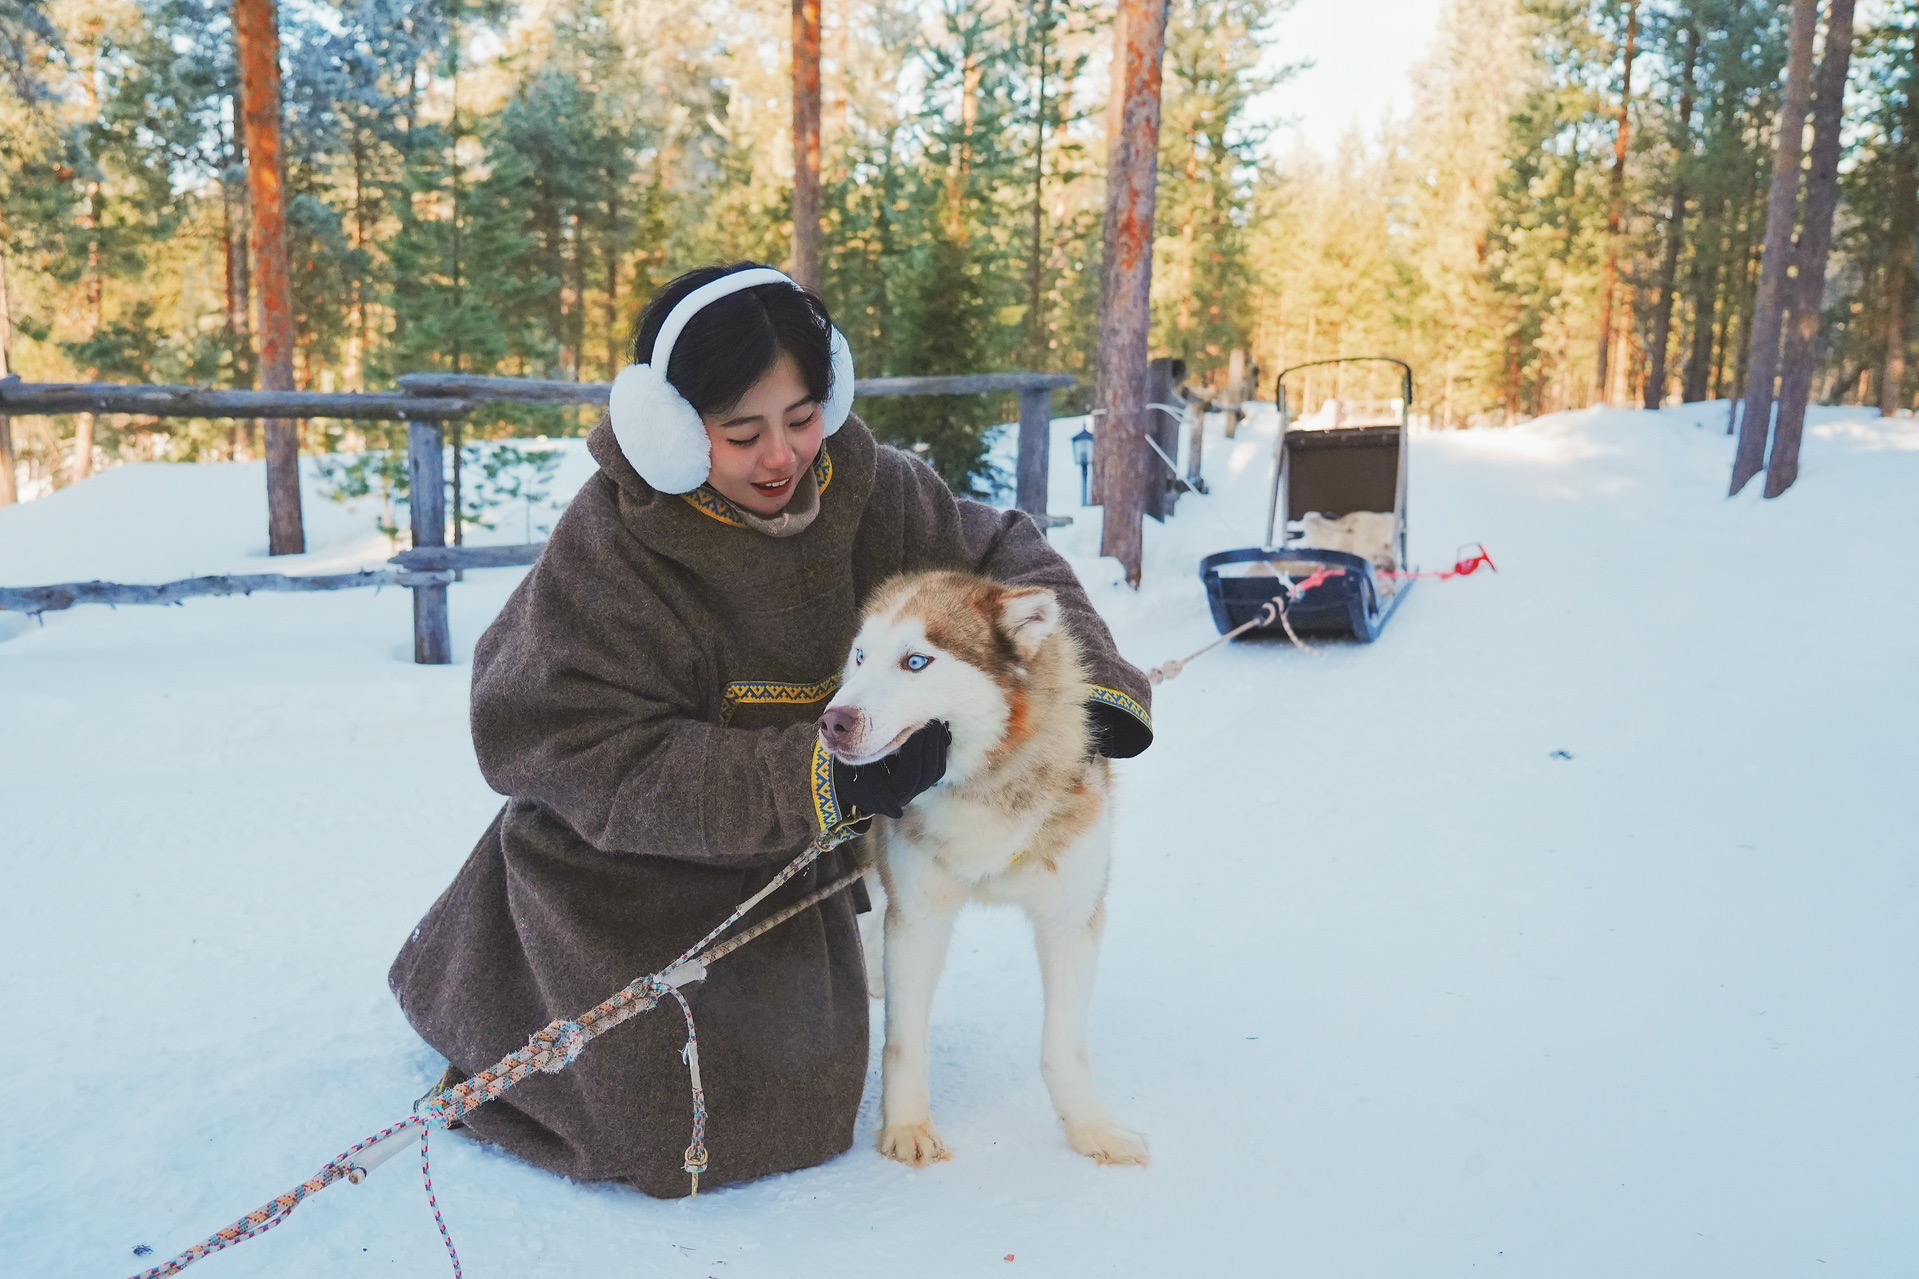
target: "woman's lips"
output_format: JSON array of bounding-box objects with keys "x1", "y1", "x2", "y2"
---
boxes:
[{"x1": 752, "y1": 475, "x2": 793, "y2": 494}]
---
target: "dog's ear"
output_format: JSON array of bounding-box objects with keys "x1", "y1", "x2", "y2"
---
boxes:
[{"x1": 996, "y1": 586, "x2": 1059, "y2": 661}]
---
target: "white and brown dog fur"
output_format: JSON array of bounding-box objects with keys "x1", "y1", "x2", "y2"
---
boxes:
[{"x1": 819, "y1": 570, "x2": 1148, "y2": 1169}]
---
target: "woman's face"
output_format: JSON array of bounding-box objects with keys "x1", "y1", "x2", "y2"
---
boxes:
[{"x1": 701, "y1": 351, "x2": 826, "y2": 517}]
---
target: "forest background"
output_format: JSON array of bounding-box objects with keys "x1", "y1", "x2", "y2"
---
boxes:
[{"x1": 0, "y1": 0, "x2": 1914, "y2": 497}]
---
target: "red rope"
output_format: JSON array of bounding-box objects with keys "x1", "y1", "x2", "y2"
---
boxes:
[
  {"x1": 1284, "y1": 542, "x2": 1497, "y2": 593},
  {"x1": 1383, "y1": 542, "x2": 1497, "y2": 582},
  {"x1": 1271, "y1": 542, "x2": 1496, "y2": 597}
]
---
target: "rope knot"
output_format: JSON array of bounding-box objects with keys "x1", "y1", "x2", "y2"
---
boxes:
[{"x1": 538, "y1": 1020, "x2": 589, "y2": 1073}]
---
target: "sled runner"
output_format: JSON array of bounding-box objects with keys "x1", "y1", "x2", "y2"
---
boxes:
[{"x1": 1201, "y1": 357, "x2": 1415, "y2": 644}]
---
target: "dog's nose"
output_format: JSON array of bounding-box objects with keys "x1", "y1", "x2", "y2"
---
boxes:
[{"x1": 819, "y1": 706, "x2": 865, "y2": 751}]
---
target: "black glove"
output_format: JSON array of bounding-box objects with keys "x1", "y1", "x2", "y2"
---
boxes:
[
  {"x1": 832, "y1": 720, "x2": 951, "y2": 819},
  {"x1": 1086, "y1": 699, "x2": 1153, "y2": 759}
]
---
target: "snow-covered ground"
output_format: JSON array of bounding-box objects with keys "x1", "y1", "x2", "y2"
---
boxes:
[{"x1": 2, "y1": 403, "x2": 1915, "y2": 1278}]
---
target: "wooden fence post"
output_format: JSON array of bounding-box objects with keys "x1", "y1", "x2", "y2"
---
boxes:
[
  {"x1": 1016, "y1": 385, "x2": 1052, "y2": 519},
  {"x1": 1183, "y1": 390, "x2": 1209, "y2": 494},
  {"x1": 0, "y1": 255, "x2": 15, "y2": 507},
  {"x1": 1222, "y1": 347, "x2": 1247, "y2": 439},
  {"x1": 407, "y1": 418, "x2": 451, "y2": 665},
  {"x1": 1144, "y1": 356, "x2": 1184, "y2": 522}
]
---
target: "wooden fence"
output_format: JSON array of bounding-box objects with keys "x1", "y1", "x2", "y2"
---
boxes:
[{"x1": 0, "y1": 370, "x2": 1074, "y2": 663}]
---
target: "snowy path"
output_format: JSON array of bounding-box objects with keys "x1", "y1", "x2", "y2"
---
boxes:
[{"x1": 2, "y1": 405, "x2": 1914, "y2": 1277}]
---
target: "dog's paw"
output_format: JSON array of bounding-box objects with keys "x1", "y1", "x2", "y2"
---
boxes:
[
  {"x1": 1064, "y1": 1118, "x2": 1150, "y2": 1167},
  {"x1": 878, "y1": 1120, "x2": 952, "y2": 1167}
]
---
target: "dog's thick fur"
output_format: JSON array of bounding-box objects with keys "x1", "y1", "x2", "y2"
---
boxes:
[{"x1": 821, "y1": 570, "x2": 1148, "y2": 1168}]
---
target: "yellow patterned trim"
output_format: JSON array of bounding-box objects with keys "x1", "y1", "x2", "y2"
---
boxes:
[
  {"x1": 1088, "y1": 684, "x2": 1152, "y2": 731},
  {"x1": 811, "y1": 736, "x2": 845, "y2": 831},
  {"x1": 718, "y1": 673, "x2": 844, "y2": 727},
  {"x1": 680, "y1": 446, "x2": 835, "y2": 528},
  {"x1": 682, "y1": 485, "x2": 747, "y2": 528},
  {"x1": 815, "y1": 445, "x2": 834, "y2": 499}
]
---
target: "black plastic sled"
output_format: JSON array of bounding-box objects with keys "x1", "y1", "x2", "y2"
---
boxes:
[{"x1": 1199, "y1": 357, "x2": 1415, "y2": 645}]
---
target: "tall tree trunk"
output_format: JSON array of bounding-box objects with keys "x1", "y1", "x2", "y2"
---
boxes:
[
  {"x1": 0, "y1": 246, "x2": 15, "y2": 507},
  {"x1": 70, "y1": 23, "x2": 104, "y2": 483},
  {"x1": 224, "y1": 117, "x2": 257, "y2": 458},
  {"x1": 1094, "y1": 0, "x2": 1171, "y2": 587},
  {"x1": 831, "y1": 0, "x2": 850, "y2": 140},
  {"x1": 605, "y1": 188, "x2": 622, "y2": 380},
  {"x1": 948, "y1": 34, "x2": 982, "y2": 240},
  {"x1": 1718, "y1": 141, "x2": 1771, "y2": 406},
  {"x1": 1028, "y1": 0, "x2": 1052, "y2": 369},
  {"x1": 235, "y1": 0, "x2": 305, "y2": 553},
  {"x1": 1882, "y1": 22, "x2": 1918, "y2": 417},
  {"x1": 346, "y1": 130, "x2": 366, "y2": 392},
  {"x1": 1682, "y1": 201, "x2": 1722, "y2": 400},
  {"x1": 1175, "y1": 146, "x2": 1200, "y2": 335},
  {"x1": 1765, "y1": 0, "x2": 1856, "y2": 498},
  {"x1": 1645, "y1": 25, "x2": 1697, "y2": 409},
  {"x1": 1594, "y1": 0, "x2": 1640, "y2": 405},
  {"x1": 449, "y1": 45, "x2": 466, "y2": 546},
  {"x1": 1682, "y1": 174, "x2": 1724, "y2": 402},
  {"x1": 791, "y1": 0, "x2": 823, "y2": 290},
  {"x1": 1625, "y1": 283, "x2": 1645, "y2": 402},
  {"x1": 75, "y1": 199, "x2": 100, "y2": 482},
  {"x1": 74, "y1": 187, "x2": 102, "y2": 480},
  {"x1": 564, "y1": 214, "x2": 583, "y2": 380},
  {"x1": 392, "y1": 58, "x2": 420, "y2": 352},
  {"x1": 1730, "y1": 0, "x2": 1819, "y2": 495},
  {"x1": 1505, "y1": 315, "x2": 1522, "y2": 424},
  {"x1": 1886, "y1": 224, "x2": 1913, "y2": 416}
]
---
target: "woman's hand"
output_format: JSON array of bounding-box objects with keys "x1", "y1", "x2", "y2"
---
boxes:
[{"x1": 831, "y1": 721, "x2": 951, "y2": 819}]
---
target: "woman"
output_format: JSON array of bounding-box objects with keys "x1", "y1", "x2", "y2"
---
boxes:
[{"x1": 389, "y1": 263, "x2": 1153, "y2": 1198}]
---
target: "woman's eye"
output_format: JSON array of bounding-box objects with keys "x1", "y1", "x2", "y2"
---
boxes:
[
  {"x1": 727, "y1": 435, "x2": 760, "y2": 449},
  {"x1": 902, "y1": 653, "x2": 932, "y2": 672},
  {"x1": 788, "y1": 406, "x2": 819, "y2": 428}
]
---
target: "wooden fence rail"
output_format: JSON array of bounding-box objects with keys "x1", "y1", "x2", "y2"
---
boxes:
[
  {"x1": 394, "y1": 371, "x2": 1073, "y2": 528},
  {"x1": 388, "y1": 544, "x2": 546, "y2": 572},
  {"x1": 0, "y1": 376, "x2": 470, "y2": 421},
  {"x1": 1, "y1": 370, "x2": 1077, "y2": 664},
  {"x1": 0, "y1": 568, "x2": 449, "y2": 616}
]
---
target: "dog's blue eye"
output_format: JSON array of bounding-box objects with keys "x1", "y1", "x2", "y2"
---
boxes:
[
  {"x1": 903, "y1": 653, "x2": 932, "y2": 672},
  {"x1": 854, "y1": 648, "x2": 864, "y2": 666}
]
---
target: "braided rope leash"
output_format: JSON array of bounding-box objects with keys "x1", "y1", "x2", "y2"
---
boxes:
[
  {"x1": 418, "y1": 1121, "x2": 462, "y2": 1277},
  {"x1": 1147, "y1": 593, "x2": 1286, "y2": 684},
  {"x1": 129, "y1": 1117, "x2": 426, "y2": 1279},
  {"x1": 1148, "y1": 569, "x2": 1334, "y2": 684},
  {"x1": 130, "y1": 820, "x2": 867, "y2": 1279}
]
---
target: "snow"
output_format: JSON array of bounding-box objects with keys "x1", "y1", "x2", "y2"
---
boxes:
[{"x1": 3, "y1": 403, "x2": 1915, "y2": 1278}]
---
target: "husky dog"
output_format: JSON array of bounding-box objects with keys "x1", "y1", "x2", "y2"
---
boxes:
[{"x1": 819, "y1": 570, "x2": 1149, "y2": 1168}]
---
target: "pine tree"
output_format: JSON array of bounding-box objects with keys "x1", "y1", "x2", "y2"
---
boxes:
[
  {"x1": 1831, "y1": 0, "x2": 1917, "y2": 412},
  {"x1": 1729, "y1": 0, "x2": 1818, "y2": 493},
  {"x1": 0, "y1": 0, "x2": 58, "y2": 100},
  {"x1": 1642, "y1": 13, "x2": 1697, "y2": 409},
  {"x1": 1764, "y1": 0, "x2": 1856, "y2": 496},
  {"x1": 1151, "y1": 0, "x2": 1286, "y2": 383}
]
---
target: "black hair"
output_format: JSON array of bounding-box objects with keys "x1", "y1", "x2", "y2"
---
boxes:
[{"x1": 632, "y1": 263, "x2": 836, "y2": 419}]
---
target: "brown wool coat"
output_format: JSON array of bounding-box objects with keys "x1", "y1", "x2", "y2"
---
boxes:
[{"x1": 388, "y1": 414, "x2": 1152, "y2": 1198}]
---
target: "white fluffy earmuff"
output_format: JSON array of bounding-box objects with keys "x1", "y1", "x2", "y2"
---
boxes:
[{"x1": 607, "y1": 266, "x2": 855, "y2": 494}]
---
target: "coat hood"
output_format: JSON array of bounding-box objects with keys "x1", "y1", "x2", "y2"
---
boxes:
[{"x1": 579, "y1": 411, "x2": 883, "y2": 612}]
